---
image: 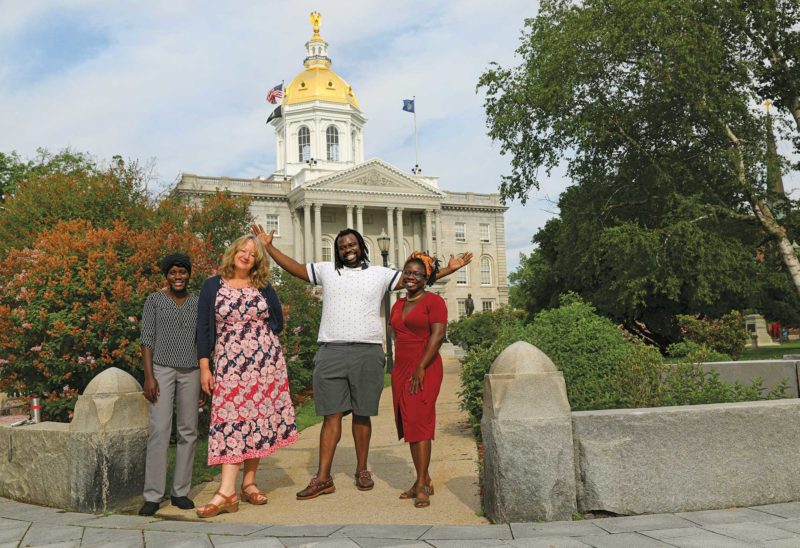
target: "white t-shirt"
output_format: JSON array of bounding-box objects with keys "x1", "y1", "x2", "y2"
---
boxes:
[{"x1": 307, "y1": 262, "x2": 400, "y2": 344}]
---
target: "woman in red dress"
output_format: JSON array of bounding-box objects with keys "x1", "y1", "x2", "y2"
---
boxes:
[{"x1": 390, "y1": 252, "x2": 447, "y2": 508}]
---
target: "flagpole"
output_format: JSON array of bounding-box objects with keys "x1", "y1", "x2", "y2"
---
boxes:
[
  {"x1": 413, "y1": 95, "x2": 419, "y2": 171},
  {"x1": 282, "y1": 80, "x2": 288, "y2": 180}
]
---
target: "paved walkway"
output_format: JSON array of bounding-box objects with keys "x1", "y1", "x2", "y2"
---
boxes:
[{"x1": 156, "y1": 346, "x2": 484, "y2": 525}]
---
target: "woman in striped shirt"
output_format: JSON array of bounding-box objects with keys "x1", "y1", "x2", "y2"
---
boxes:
[{"x1": 139, "y1": 253, "x2": 205, "y2": 517}]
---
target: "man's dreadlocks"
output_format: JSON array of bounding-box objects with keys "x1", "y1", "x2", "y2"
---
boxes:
[{"x1": 333, "y1": 228, "x2": 370, "y2": 273}]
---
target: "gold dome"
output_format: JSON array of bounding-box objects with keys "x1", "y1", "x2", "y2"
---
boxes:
[{"x1": 285, "y1": 66, "x2": 360, "y2": 109}]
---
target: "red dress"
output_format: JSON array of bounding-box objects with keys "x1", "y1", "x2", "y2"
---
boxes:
[{"x1": 390, "y1": 292, "x2": 447, "y2": 442}]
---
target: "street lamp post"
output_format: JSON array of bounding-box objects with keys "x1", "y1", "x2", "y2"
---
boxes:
[{"x1": 377, "y1": 229, "x2": 394, "y2": 373}]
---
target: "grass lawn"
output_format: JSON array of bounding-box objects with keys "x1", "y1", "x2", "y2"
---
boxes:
[
  {"x1": 168, "y1": 373, "x2": 392, "y2": 487},
  {"x1": 741, "y1": 340, "x2": 800, "y2": 361}
]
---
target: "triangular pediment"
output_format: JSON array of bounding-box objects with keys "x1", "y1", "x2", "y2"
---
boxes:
[{"x1": 303, "y1": 159, "x2": 443, "y2": 197}]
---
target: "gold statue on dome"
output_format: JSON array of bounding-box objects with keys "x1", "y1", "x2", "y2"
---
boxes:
[{"x1": 310, "y1": 12, "x2": 322, "y2": 36}]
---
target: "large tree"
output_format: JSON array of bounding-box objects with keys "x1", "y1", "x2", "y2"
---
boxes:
[{"x1": 482, "y1": 0, "x2": 800, "y2": 334}]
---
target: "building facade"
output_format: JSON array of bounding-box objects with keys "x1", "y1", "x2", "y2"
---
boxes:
[{"x1": 173, "y1": 13, "x2": 508, "y2": 322}]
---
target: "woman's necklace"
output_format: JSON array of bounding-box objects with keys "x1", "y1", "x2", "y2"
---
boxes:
[{"x1": 406, "y1": 291, "x2": 426, "y2": 302}]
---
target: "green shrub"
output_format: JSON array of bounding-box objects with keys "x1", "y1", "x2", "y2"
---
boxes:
[
  {"x1": 447, "y1": 307, "x2": 524, "y2": 351},
  {"x1": 458, "y1": 294, "x2": 787, "y2": 438},
  {"x1": 666, "y1": 341, "x2": 732, "y2": 362},
  {"x1": 676, "y1": 311, "x2": 748, "y2": 359}
]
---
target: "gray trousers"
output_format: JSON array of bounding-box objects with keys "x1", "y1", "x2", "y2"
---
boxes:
[{"x1": 143, "y1": 365, "x2": 200, "y2": 502}]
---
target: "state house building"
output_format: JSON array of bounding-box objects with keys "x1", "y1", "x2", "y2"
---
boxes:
[{"x1": 173, "y1": 14, "x2": 508, "y2": 321}]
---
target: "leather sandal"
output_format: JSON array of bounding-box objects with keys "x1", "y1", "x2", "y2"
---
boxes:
[
  {"x1": 399, "y1": 481, "x2": 434, "y2": 500},
  {"x1": 414, "y1": 485, "x2": 432, "y2": 508},
  {"x1": 196, "y1": 491, "x2": 239, "y2": 518},
  {"x1": 240, "y1": 482, "x2": 268, "y2": 505}
]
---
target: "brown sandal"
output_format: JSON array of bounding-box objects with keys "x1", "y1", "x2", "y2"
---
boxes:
[
  {"x1": 240, "y1": 482, "x2": 268, "y2": 505},
  {"x1": 399, "y1": 481, "x2": 434, "y2": 500},
  {"x1": 196, "y1": 491, "x2": 239, "y2": 518},
  {"x1": 414, "y1": 485, "x2": 432, "y2": 508}
]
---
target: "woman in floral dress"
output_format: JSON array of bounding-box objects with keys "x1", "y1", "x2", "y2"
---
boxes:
[{"x1": 195, "y1": 234, "x2": 298, "y2": 518}]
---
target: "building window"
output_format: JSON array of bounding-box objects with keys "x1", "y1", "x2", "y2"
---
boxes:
[
  {"x1": 482, "y1": 299, "x2": 495, "y2": 312},
  {"x1": 351, "y1": 130, "x2": 357, "y2": 160},
  {"x1": 322, "y1": 237, "x2": 333, "y2": 262},
  {"x1": 326, "y1": 126, "x2": 339, "y2": 161},
  {"x1": 432, "y1": 220, "x2": 437, "y2": 241},
  {"x1": 298, "y1": 126, "x2": 311, "y2": 162},
  {"x1": 263, "y1": 214, "x2": 280, "y2": 236},
  {"x1": 480, "y1": 223, "x2": 491, "y2": 243},
  {"x1": 457, "y1": 299, "x2": 467, "y2": 318},
  {"x1": 455, "y1": 222, "x2": 466, "y2": 242},
  {"x1": 480, "y1": 257, "x2": 492, "y2": 285},
  {"x1": 456, "y1": 267, "x2": 468, "y2": 286}
]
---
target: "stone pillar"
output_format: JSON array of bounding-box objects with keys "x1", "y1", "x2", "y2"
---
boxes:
[
  {"x1": 303, "y1": 204, "x2": 312, "y2": 263},
  {"x1": 346, "y1": 205, "x2": 354, "y2": 230},
  {"x1": 434, "y1": 209, "x2": 442, "y2": 258},
  {"x1": 314, "y1": 203, "x2": 323, "y2": 263},
  {"x1": 396, "y1": 207, "x2": 405, "y2": 266},
  {"x1": 356, "y1": 205, "x2": 364, "y2": 235},
  {"x1": 386, "y1": 207, "x2": 395, "y2": 268},
  {"x1": 481, "y1": 341, "x2": 577, "y2": 522},
  {"x1": 425, "y1": 209, "x2": 434, "y2": 254},
  {"x1": 291, "y1": 209, "x2": 303, "y2": 262}
]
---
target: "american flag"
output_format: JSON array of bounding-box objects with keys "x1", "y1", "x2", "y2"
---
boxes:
[{"x1": 266, "y1": 83, "x2": 284, "y2": 104}]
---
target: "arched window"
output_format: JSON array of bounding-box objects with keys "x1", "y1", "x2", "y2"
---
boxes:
[
  {"x1": 351, "y1": 130, "x2": 357, "y2": 161},
  {"x1": 298, "y1": 126, "x2": 311, "y2": 162},
  {"x1": 480, "y1": 256, "x2": 493, "y2": 285},
  {"x1": 326, "y1": 126, "x2": 339, "y2": 161},
  {"x1": 321, "y1": 237, "x2": 333, "y2": 263}
]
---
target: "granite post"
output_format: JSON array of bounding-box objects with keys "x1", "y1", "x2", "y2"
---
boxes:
[{"x1": 481, "y1": 341, "x2": 577, "y2": 522}]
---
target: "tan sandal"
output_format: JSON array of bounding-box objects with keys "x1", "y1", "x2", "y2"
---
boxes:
[
  {"x1": 399, "y1": 481, "x2": 434, "y2": 500},
  {"x1": 240, "y1": 482, "x2": 268, "y2": 505},
  {"x1": 414, "y1": 485, "x2": 432, "y2": 508},
  {"x1": 196, "y1": 491, "x2": 238, "y2": 518}
]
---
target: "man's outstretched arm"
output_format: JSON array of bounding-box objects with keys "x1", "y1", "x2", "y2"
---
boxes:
[
  {"x1": 392, "y1": 252, "x2": 473, "y2": 290},
  {"x1": 252, "y1": 224, "x2": 310, "y2": 282}
]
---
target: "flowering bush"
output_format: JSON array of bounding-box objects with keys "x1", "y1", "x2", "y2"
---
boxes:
[
  {"x1": 0, "y1": 219, "x2": 213, "y2": 421},
  {"x1": 676, "y1": 311, "x2": 748, "y2": 359}
]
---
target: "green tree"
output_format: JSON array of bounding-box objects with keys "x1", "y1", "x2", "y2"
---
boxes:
[
  {"x1": 185, "y1": 190, "x2": 253, "y2": 262},
  {"x1": 480, "y1": 0, "x2": 800, "y2": 333}
]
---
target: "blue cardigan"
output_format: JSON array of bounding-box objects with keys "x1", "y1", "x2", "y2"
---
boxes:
[{"x1": 196, "y1": 275, "x2": 284, "y2": 361}]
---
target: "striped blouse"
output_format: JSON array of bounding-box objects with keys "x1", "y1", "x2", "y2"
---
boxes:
[{"x1": 140, "y1": 291, "x2": 199, "y2": 369}]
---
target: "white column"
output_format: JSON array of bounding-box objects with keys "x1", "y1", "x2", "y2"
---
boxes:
[
  {"x1": 434, "y1": 209, "x2": 442, "y2": 259},
  {"x1": 386, "y1": 207, "x2": 395, "y2": 268},
  {"x1": 396, "y1": 207, "x2": 405, "y2": 266},
  {"x1": 425, "y1": 209, "x2": 434, "y2": 255},
  {"x1": 292, "y1": 209, "x2": 303, "y2": 261},
  {"x1": 303, "y1": 204, "x2": 312, "y2": 263},
  {"x1": 356, "y1": 205, "x2": 364, "y2": 235},
  {"x1": 314, "y1": 203, "x2": 323, "y2": 263},
  {"x1": 346, "y1": 205, "x2": 354, "y2": 230}
]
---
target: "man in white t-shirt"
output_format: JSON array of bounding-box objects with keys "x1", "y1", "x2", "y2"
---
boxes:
[{"x1": 253, "y1": 225, "x2": 471, "y2": 500}]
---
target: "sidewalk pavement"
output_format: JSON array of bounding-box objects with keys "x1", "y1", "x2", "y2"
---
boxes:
[{"x1": 5, "y1": 496, "x2": 800, "y2": 546}]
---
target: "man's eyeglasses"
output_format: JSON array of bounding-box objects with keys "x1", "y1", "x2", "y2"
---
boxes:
[{"x1": 402, "y1": 270, "x2": 426, "y2": 280}]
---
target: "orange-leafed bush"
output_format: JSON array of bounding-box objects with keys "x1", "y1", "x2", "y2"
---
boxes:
[{"x1": 0, "y1": 219, "x2": 214, "y2": 420}]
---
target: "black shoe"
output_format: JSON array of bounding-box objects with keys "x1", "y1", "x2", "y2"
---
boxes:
[
  {"x1": 170, "y1": 496, "x2": 195, "y2": 510},
  {"x1": 138, "y1": 501, "x2": 160, "y2": 516}
]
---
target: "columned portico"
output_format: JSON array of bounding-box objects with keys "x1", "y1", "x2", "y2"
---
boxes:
[{"x1": 314, "y1": 204, "x2": 323, "y2": 262}]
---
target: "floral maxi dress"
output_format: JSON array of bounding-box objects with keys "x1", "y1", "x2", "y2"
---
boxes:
[{"x1": 208, "y1": 281, "x2": 298, "y2": 465}]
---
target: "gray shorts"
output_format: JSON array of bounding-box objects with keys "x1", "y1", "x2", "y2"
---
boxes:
[{"x1": 313, "y1": 343, "x2": 385, "y2": 417}]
